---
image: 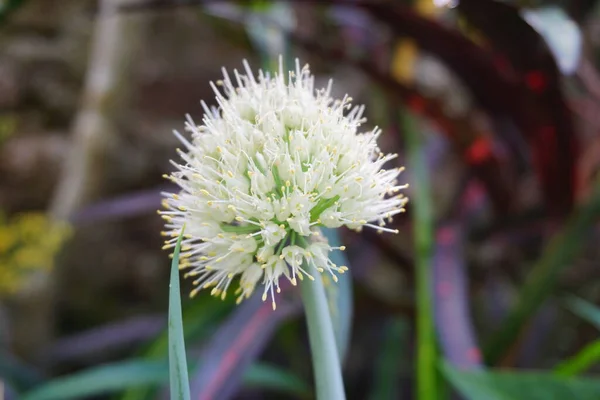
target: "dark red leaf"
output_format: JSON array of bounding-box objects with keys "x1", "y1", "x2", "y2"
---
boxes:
[
  {"x1": 362, "y1": 2, "x2": 577, "y2": 214},
  {"x1": 457, "y1": 0, "x2": 579, "y2": 214}
]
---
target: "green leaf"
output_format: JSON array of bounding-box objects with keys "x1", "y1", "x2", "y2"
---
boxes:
[
  {"x1": 555, "y1": 339, "x2": 600, "y2": 377},
  {"x1": 21, "y1": 359, "x2": 309, "y2": 400},
  {"x1": 442, "y1": 361, "x2": 600, "y2": 400},
  {"x1": 322, "y1": 227, "x2": 353, "y2": 362},
  {"x1": 484, "y1": 180, "x2": 600, "y2": 364},
  {"x1": 402, "y1": 107, "x2": 438, "y2": 399},
  {"x1": 565, "y1": 296, "x2": 600, "y2": 331},
  {"x1": 168, "y1": 228, "x2": 191, "y2": 400},
  {"x1": 22, "y1": 360, "x2": 167, "y2": 400}
]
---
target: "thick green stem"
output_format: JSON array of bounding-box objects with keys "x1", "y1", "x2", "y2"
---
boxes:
[
  {"x1": 403, "y1": 108, "x2": 438, "y2": 400},
  {"x1": 299, "y1": 263, "x2": 346, "y2": 400}
]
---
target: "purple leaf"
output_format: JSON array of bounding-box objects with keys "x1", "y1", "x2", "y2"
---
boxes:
[
  {"x1": 45, "y1": 315, "x2": 165, "y2": 364},
  {"x1": 433, "y1": 223, "x2": 483, "y2": 370},
  {"x1": 190, "y1": 291, "x2": 300, "y2": 400},
  {"x1": 70, "y1": 186, "x2": 174, "y2": 224}
]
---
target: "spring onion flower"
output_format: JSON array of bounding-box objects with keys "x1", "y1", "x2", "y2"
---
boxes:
[{"x1": 160, "y1": 60, "x2": 408, "y2": 309}]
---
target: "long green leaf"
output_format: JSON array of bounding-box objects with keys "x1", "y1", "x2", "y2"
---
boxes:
[
  {"x1": 484, "y1": 180, "x2": 600, "y2": 364},
  {"x1": 21, "y1": 360, "x2": 310, "y2": 400},
  {"x1": 442, "y1": 361, "x2": 600, "y2": 400},
  {"x1": 168, "y1": 228, "x2": 191, "y2": 400},
  {"x1": 322, "y1": 227, "x2": 353, "y2": 362},
  {"x1": 565, "y1": 296, "x2": 600, "y2": 331},
  {"x1": 22, "y1": 361, "x2": 167, "y2": 400},
  {"x1": 555, "y1": 340, "x2": 600, "y2": 377},
  {"x1": 402, "y1": 108, "x2": 438, "y2": 399}
]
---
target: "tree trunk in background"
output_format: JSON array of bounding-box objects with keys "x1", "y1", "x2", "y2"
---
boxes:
[{"x1": 10, "y1": 0, "x2": 148, "y2": 361}]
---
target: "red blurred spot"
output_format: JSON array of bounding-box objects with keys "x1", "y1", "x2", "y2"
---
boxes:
[
  {"x1": 467, "y1": 347, "x2": 482, "y2": 363},
  {"x1": 539, "y1": 125, "x2": 556, "y2": 140},
  {"x1": 436, "y1": 227, "x2": 455, "y2": 245},
  {"x1": 525, "y1": 71, "x2": 547, "y2": 93},
  {"x1": 465, "y1": 137, "x2": 493, "y2": 164},
  {"x1": 407, "y1": 95, "x2": 426, "y2": 114},
  {"x1": 536, "y1": 125, "x2": 558, "y2": 171}
]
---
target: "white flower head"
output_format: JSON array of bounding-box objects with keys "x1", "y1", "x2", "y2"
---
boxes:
[{"x1": 160, "y1": 58, "x2": 408, "y2": 309}]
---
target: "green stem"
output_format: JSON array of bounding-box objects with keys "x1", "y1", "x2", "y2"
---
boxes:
[
  {"x1": 299, "y1": 261, "x2": 346, "y2": 400},
  {"x1": 402, "y1": 108, "x2": 437, "y2": 400},
  {"x1": 554, "y1": 339, "x2": 600, "y2": 377}
]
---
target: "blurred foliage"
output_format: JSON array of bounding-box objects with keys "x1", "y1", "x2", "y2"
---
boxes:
[
  {"x1": 566, "y1": 296, "x2": 600, "y2": 331},
  {"x1": 0, "y1": 0, "x2": 25, "y2": 24},
  {"x1": 20, "y1": 360, "x2": 310, "y2": 400},
  {"x1": 443, "y1": 361, "x2": 600, "y2": 400},
  {"x1": 2, "y1": 0, "x2": 600, "y2": 399}
]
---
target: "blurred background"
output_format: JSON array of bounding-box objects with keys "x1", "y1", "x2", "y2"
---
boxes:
[{"x1": 1, "y1": 0, "x2": 600, "y2": 399}]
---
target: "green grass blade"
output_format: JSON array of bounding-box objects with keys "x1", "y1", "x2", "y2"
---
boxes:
[
  {"x1": 484, "y1": 180, "x2": 600, "y2": 364},
  {"x1": 168, "y1": 228, "x2": 191, "y2": 400},
  {"x1": 555, "y1": 339, "x2": 600, "y2": 377},
  {"x1": 565, "y1": 296, "x2": 600, "y2": 331},
  {"x1": 402, "y1": 108, "x2": 438, "y2": 399}
]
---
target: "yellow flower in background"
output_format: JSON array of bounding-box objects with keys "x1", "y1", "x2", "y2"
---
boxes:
[
  {"x1": 0, "y1": 212, "x2": 72, "y2": 296},
  {"x1": 0, "y1": 113, "x2": 17, "y2": 144}
]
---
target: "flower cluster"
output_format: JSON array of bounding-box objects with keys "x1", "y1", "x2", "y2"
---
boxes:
[{"x1": 160, "y1": 60, "x2": 408, "y2": 309}]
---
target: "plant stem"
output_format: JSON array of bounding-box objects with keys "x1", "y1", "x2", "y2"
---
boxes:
[
  {"x1": 402, "y1": 108, "x2": 438, "y2": 400},
  {"x1": 299, "y1": 262, "x2": 346, "y2": 400},
  {"x1": 554, "y1": 339, "x2": 600, "y2": 377}
]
